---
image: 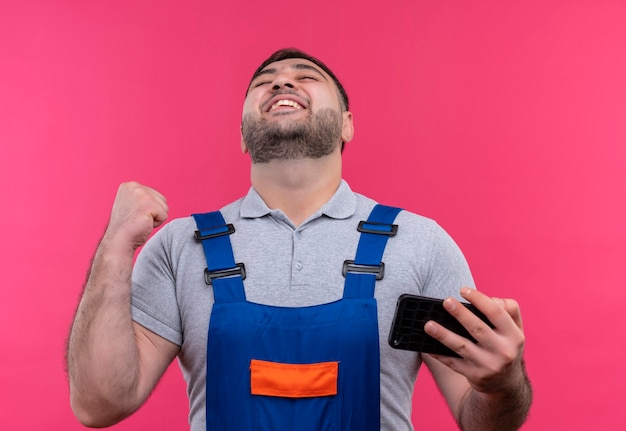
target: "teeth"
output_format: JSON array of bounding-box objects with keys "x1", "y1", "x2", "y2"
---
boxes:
[{"x1": 270, "y1": 99, "x2": 303, "y2": 111}]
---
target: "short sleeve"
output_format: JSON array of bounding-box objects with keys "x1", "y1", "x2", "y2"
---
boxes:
[
  {"x1": 421, "y1": 223, "x2": 476, "y2": 300},
  {"x1": 131, "y1": 223, "x2": 183, "y2": 345}
]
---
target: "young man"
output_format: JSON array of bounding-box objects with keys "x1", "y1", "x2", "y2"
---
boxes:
[{"x1": 67, "y1": 48, "x2": 532, "y2": 430}]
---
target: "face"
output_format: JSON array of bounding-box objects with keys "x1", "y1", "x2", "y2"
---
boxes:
[{"x1": 241, "y1": 58, "x2": 353, "y2": 163}]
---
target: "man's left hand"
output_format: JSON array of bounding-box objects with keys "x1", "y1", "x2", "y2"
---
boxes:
[{"x1": 423, "y1": 288, "x2": 527, "y2": 394}]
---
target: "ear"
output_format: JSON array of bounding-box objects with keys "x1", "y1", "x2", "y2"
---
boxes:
[
  {"x1": 240, "y1": 125, "x2": 249, "y2": 153},
  {"x1": 340, "y1": 111, "x2": 354, "y2": 143}
]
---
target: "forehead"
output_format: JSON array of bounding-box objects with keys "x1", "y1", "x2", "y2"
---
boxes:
[{"x1": 253, "y1": 58, "x2": 330, "y2": 81}]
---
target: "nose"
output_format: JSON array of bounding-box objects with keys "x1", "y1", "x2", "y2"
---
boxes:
[{"x1": 271, "y1": 73, "x2": 295, "y2": 91}]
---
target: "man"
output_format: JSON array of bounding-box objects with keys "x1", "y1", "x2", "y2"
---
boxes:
[{"x1": 67, "y1": 48, "x2": 532, "y2": 430}]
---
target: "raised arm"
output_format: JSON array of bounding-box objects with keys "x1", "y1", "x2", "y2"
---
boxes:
[
  {"x1": 423, "y1": 288, "x2": 532, "y2": 431},
  {"x1": 67, "y1": 182, "x2": 180, "y2": 427}
]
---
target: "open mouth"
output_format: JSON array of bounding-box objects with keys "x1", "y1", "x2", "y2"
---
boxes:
[
  {"x1": 264, "y1": 93, "x2": 308, "y2": 113},
  {"x1": 269, "y1": 99, "x2": 304, "y2": 112}
]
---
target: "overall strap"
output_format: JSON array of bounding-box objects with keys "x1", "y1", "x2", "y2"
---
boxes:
[
  {"x1": 192, "y1": 211, "x2": 246, "y2": 303},
  {"x1": 343, "y1": 204, "x2": 402, "y2": 299}
]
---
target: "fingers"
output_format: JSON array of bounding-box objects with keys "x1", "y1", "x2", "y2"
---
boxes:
[
  {"x1": 118, "y1": 182, "x2": 168, "y2": 222},
  {"x1": 458, "y1": 289, "x2": 521, "y2": 336},
  {"x1": 424, "y1": 318, "x2": 483, "y2": 362},
  {"x1": 493, "y1": 297, "x2": 524, "y2": 330},
  {"x1": 139, "y1": 185, "x2": 169, "y2": 227},
  {"x1": 105, "y1": 182, "x2": 169, "y2": 250},
  {"x1": 423, "y1": 289, "x2": 525, "y2": 363},
  {"x1": 424, "y1": 288, "x2": 527, "y2": 393},
  {"x1": 423, "y1": 294, "x2": 496, "y2": 368}
]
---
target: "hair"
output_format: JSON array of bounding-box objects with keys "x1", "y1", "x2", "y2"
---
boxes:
[{"x1": 247, "y1": 48, "x2": 349, "y2": 111}]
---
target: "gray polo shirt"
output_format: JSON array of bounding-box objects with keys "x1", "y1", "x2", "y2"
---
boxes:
[{"x1": 131, "y1": 180, "x2": 474, "y2": 431}]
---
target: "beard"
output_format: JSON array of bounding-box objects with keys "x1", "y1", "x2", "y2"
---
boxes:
[{"x1": 241, "y1": 108, "x2": 343, "y2": 163}]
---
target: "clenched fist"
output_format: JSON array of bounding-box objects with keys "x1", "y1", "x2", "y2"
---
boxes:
[{"x1": 102, "y1": 182, "x2": 169, "y2": 252}]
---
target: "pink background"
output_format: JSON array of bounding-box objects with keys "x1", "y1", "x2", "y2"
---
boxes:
[{"x1": 1, "y1": 0, "x2": 625, "y2": 429}]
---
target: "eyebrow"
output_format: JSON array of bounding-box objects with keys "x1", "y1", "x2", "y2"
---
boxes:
[{"x1": 253, "y1": 63, "x2": 329, "y2": 81}]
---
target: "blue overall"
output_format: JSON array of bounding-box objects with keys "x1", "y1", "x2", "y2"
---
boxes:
[{"x1": 193, "y1": 205, "x2": 402, "y2": 431}]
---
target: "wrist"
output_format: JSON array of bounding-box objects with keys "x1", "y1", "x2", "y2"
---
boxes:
[
  {"x1": 85, "y1": 237, "x2": 137, "y2": 297},
  {"x1": 462, "y1": 361, "x2": 532, "y2": 431},
  {"x1": 97, "y1": 232, "x2": 141, "y2": 259}
]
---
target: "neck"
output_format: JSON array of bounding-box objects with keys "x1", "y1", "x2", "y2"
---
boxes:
[{"x1": 250, "y1": 151, "x2": 342, "y2": 226}]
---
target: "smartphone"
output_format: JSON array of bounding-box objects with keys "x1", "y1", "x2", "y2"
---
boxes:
[{"x1": 388, "y1": 294, "x2": 493, "y2": 357}]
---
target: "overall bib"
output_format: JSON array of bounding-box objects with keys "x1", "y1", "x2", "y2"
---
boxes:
[{"x1": 193, "y1": 204, "x2": 402, "y2": 431}]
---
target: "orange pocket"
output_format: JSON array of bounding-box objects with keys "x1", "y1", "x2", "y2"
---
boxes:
[{"x1": 250, "y1": 359, "x2": 339, "y2": 398}]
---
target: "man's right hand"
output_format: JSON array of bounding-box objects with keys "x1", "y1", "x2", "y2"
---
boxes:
[
  {"x1": 103, "y1": 182, "x2": 169, "y2": 252},
  {"x1": 68, "y1": 182, "x2": 176, "y2": 427}
]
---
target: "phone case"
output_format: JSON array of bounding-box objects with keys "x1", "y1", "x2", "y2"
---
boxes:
[{"x1": 388, "y1": 294, "x2": 492, "y2": 357}]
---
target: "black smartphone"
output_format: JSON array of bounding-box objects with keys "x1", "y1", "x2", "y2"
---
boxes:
[{"x1": 388, "y1": 294, "x2": 493, "y2": 357}]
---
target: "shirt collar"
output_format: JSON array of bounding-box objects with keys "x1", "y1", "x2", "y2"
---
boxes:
[{"x1": 240, "y1": 179, "x2": 356, "y2": 221}]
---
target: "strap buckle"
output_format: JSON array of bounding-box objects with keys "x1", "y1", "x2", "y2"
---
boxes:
[
  {"x1": 357, "y1": 220, "x2": 398, "y2": 237},
  {"x1": 204, "y1": 263, "x2": 246, "y2": 285},
  {"x1": 194, "y1": 223, "x2": 235, "y2": 240},
  {"x1": 342, "y1": 260, "x2": 385, "y2": 280}
]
